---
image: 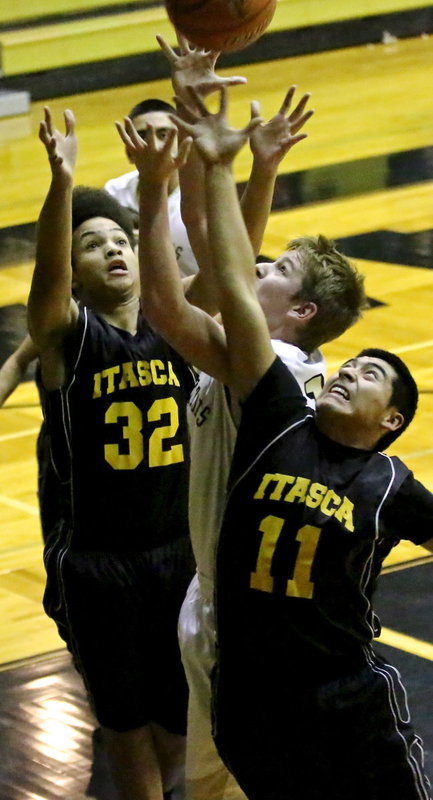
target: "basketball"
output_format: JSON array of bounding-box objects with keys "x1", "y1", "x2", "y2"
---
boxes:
[{"x1": 164, "y1": 0, "x2": 277, "y2": 53}]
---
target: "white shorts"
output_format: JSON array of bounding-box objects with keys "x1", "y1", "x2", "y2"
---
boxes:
[{"x1": 178, "y1": 573, "x2": 247, "y2": 800}]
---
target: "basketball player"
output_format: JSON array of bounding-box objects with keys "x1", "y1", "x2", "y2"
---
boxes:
[
  {"x1": 0, "y1": 336, "x2": 65, "y2": 541},
  {"x1": 27, "y1": 106, "x2": 197, "y2": 800},
  {"x1": 176, "y1": 88, "x2": 433, "y2": 800},
  {"x1": 145, "y1": 38, "x2": 335, "y2": 800},
  {"x1": 0, "y1": 335, "x2": 37, "y2": 406},
  {"x1": 143, "y1": 37, "x2": 366, "y2": 800},
  {"x1": 105, "y1": 97, "x2": 199, "y2": 276},
  {"x1": 116, "y1": 76, "x2": 365, "y2": 800}
]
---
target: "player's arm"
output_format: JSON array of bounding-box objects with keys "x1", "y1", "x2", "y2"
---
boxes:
[
  {"x1": 175, "y1": 87, "x2": 275, "y2": 401},
  {"x1": 382, "y1": 474, "x2": 433, "y2": 552},
  {"x1": 0, "y1": 335, "x2": 38, "y2": 406},
  {"x1": 116, "y1": 116, "x2": 231, "y2": 382},
  {"x1": 240, "y1": 87, "x2": 313, "y2": 255},
  {"x1": 157, "y1": 34, "x2": 247, "y2": 312},
  {"x1": 27, "y1": 107, "x2": 79, "y2": 388}
]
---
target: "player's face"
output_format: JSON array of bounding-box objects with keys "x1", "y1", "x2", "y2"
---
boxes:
[
  {"x1": 131, "y1": 111, "x2": 178, "y2": 153},
  {"x1": 72, "y1": 217, "x2": 139, "y2": 300},
  {"x1": 316, "y1": 356, "x2": 403, "y2": 448},
  {"x1": 255, "y1": 251, "x2": 304, "y2": 333}
]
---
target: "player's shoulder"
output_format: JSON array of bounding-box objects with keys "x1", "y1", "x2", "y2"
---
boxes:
[
  {"x1": 104, "y1": 169, "x2": 138, "y2": 192},
  {"x1": 243, "y1": 356, "x2": 309, "y2": 423},
  {"x1": 270, "y1": 341, "x2": 325, "y2": 407}
]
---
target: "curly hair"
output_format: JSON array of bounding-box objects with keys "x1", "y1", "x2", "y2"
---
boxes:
[{"x1": 72, "y1": 186, "x2": 135, "y2": 249}]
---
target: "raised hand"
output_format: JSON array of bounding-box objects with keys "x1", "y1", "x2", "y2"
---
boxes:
[
  {"x1": 38, "y1": 106, "x2": 77, "y2": 177},
  {"x1": 249, "y1": 86, "x2": 314, "y2": 172},
  {"x1": 156, "y1": 32, "x2": 246, "y2": 100},
  {"x1": 115, "y1": 116, "x2": 192, "y2": 183},
  {"x1": 173, "y1": 86, "x2": 263, "y2": 166}
]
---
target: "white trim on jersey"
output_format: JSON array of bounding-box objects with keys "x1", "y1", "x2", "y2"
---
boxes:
[
  {"x1": 227, "y1": 416, "x2": 310, "y2": 501},
  {"x1": 358, "y1": 454, "x2": 398, "y2": 639},
  {"x1": 362, "y1": 646, "x2": 430, "y2": 800},
  {"x1": 375, "y1": 453, "x2": 397, "y2": 539}
]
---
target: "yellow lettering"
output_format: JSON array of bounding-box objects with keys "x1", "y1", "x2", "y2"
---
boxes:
[
  {"x1": 118, "y1": 362, "x2": 139, "y2": 390},
  {"x1": 151, "y1": 359, "x2": 167, "y2": 385},
  {"x1": 321, "y1": 489, "x2": 341, "y2": 516},
  {"x1": 250, "y1": 515, "x2": 284, "y2": 593},
  {"x1": 334, "y1": 496, "x2": 355, "y2": 532},
  {"x1": 254, "y1": 473, "x2": 295, "y2": 500},
  {"x1": 254, "y1": 474, "x2": 275, "y2": 499},
  {"x1": 285, "y1": 476, "x2": 311, "y2": 504},
  {"x1": 105, "y1": 401, "x2": 143, "y2": 470},
  {"x1": 253, "y1": 472, "x2": 355, "y2": 532},
  {"x1": 93, "y1": 372, "x2": 102, "y2": 399},
  {"x1": 102, "y1": 365, "x2": 120, "y2": 395},
  {"x1": 305, "y1": 483, "x2": 328, "y2": 508},
  {"x1": 286, "y1": 525, "x2": 321, "y2": 599},
  {"x1": 167, "y1": 361, "x2": 180, "y2": 387},
  {"x1": 137, "y1": 360, "x2": 152, "y2": 386},
  {"x1": 92, "y1": 360, "x2": 180, "y2": 395},
  {"x1": 270, "y1": 474, "x2": 295, "y2": 500}
]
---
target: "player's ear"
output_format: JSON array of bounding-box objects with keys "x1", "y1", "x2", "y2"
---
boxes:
[
  {"x1": 287, "y1": 301, "x2": 317, "y2": 321},
  {"x1": 380, "y1": 408, "x2": 404, "y2": 433}
]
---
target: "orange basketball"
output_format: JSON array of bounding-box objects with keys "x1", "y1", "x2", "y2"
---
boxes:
[{"x1": 165, "y1": 0, "x2": 277, "y2": 53}]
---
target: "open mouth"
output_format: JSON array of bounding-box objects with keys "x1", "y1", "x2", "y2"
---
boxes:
[
  {"x1": 108, "y1": 260, "x2": 127, "y2": 274},
  {"x1": 328, "y1": 383, "x2": 350, "y2": 400}
]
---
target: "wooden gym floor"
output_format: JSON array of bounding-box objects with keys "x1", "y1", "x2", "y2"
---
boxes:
[{"x1": 0, "y1": 14, "x2": 433, "y2": 800}]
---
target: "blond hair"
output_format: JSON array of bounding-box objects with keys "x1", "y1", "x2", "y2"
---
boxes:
[{"x1": 287, "y1": 235, "x2": 367, "y2": 352}]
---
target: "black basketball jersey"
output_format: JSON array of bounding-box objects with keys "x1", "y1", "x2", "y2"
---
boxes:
[
  {"x1": 33, "y1": 366, "x2": 64, "y2": 540},
  {"x1": 215, "y1": 357, "x2": 433, "y2": 682},
  {"x1": 44, "y1": 306, "x2": 196, "y2": 551}
]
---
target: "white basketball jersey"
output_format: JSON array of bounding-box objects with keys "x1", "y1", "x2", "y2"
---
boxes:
[
  {"x1": 187, "y1": 342, "x2": 325, "y2": 591},
  {"x1": 104, "y1": 171, "x2": 198, "y2": 277}
]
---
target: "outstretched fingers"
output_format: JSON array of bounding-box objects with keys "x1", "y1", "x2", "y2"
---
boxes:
[
  {"x1": 175, "y1": 31, "x2": 193, "y2": 53},
  {"x1": 217, "y1": 85, "x2": 228, "y2": 118},
  {"x1": 278, "y1": 85, "x2": 297, "y2": 116},
  {"x1": 39, "y1": 109, "x2": 59, "y2": 161},
  {"x1": 124, "y1": 115, "x2": 145, "y2": 145},
  {"x1": 39, "y1": 125, "x2": 62, "y2": 165},
  {"x1": 115, "y1": 119, "x2": 135, "y2": 150},
  {"x1": 175, "y1": 136, "x2": 193, "y2": 168},
  {"x1": 186, "y1": 85, "x2": 211, "y2": 116},
  {"x1": 289, "y1": 92, "x2": 311, "y2": 121},
  {"x1": 176, "y1": 30, "x2": 218, "y2": 61},
  {"x1": 156, "y1": 33, "x2": 178, "y2": 63},
  {"x1": 170, "y1": 112, "x2": 195, "y2": 138},
  {"x1": 43, "y1": 106, "x2": 54, "y2": 137},
  {"x1": 244, "y1": 101, "x2": 264, "y2": 136},
  {"x1": 250, "y1": 99, "x2": 262, "y2": 122},
  {"x1": 63, "y1": 108, "x2": 75, "y2": 136},
  {"x1": 286, "y1": 132, "x2": 308, "y2": 147},
  {"x1": 277, "y1": 87, "x2": 313, "y2": 130},
  {"x1": 38, "y1": 120, "x2": 51, "y2": 147},
  {"x1": 160, "y1": 126, "x2": 177, "y2": 155},
  {"x1": 289, "y1": 107, "x2": 314, "y2": 135}
]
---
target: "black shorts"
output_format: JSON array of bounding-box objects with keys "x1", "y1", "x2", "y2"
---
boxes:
[
  {"x1": 213, "y1": 649, "x2": 431, "y2": 800},
  {"x1": 43, "y1": 531, "x2": 194, "y2": 733}
]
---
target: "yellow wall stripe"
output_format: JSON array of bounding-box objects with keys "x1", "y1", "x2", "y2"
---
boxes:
[{"x1": 379, "y1": 626, "x2": 433, "y2": 662}]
